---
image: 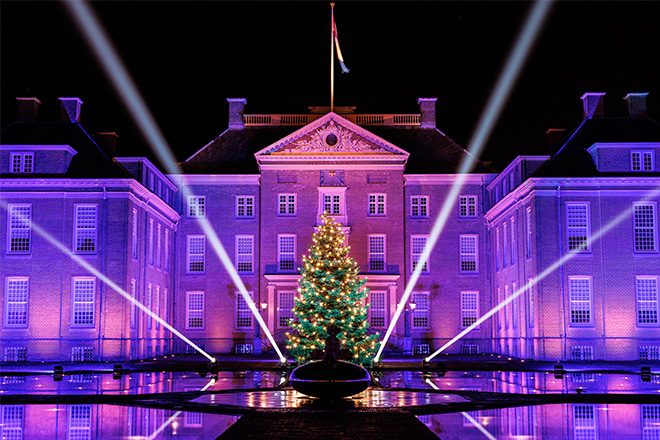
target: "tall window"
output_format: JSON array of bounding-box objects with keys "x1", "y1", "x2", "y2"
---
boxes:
[
  {"x1": 131, "y1": 208, "x2": 138, "y2": 259},
  {"x1": 278, "y1": 234, "x2": 296, "y2": 271},
  {"x1": 236, "y1": 292, "x2": 253, "y2": 329},
  {"x1": 410, "y1": 196, "x2": 429, "y2": 218},
  {"x1": 634, "y1": 203, "x2": 657, "y2": 252},
  {"x1": 527, "y1": 279, "x2": 535, "y2": 328},
  {"x1": 510, "y1": 218, "x2": 516, "y2": 265},
  {"x1": 148, "y1": 218, "x2": 154, "y2": 265},
  {"x1": 186, "y1": 291, "x2": 204, "y2": 329},
  {"x1": 497, "y1": 288, "x2": 502, "y2": 329},
  {"x1": 411, "y1": 235, "x2": 429, "y2": 272},
  {"x1": 368, "y1": 235, "x2": 386, "y2": 271},
  {"x1": 458, "y1": 195, "x2": 477, "y2": 218},
  {"x1": 164, "y1": 229, "x2": 169, "y2": 272},
  {"x1": 146, "y1": 284, "x2": 152, "y2": 330},
  {"x1": 566, "y1": 203, "x2": 590, "y2": 252},
  {"x1": 504, "y1": 285, "x2": 510, "y2": 329},
  {"x1": 278, "y1": 291, "x2": 295, "y2": 327},
  {"x1": 156, "y1": 223, "x2": 162, "y2": 269},
  {"x1": 571, "y1": 346, "x2": 595, "y2": 383},
  {"x1": 68, "y1": 406, "x2": 92, "y2": 440},
  {"x1": 72, "y1": 277, "x2": 95, "y2": 327},
  {"x1": 642, "y1": 406, "x2": 660, "y2": 440},
  {"x1": 459, "y1": 235, "x2": 478, "y2": 273},
  {"x1": 495, "y1": 228, "x2": 501, "y2": 271},
  {"x1": 8, "y1": 204, "x2": 31, "y2": 253},
  {"x1": 236, "y1": 196, "x2": 255, "y2": 218},
  {"x1": 368, "y1": 194, "x2": 386, "y2": 216},
  {"x1": 188, "y1": 196, "x2": 206, "y2": 218},
  {"x1": 163, "y1": 289, "x2": 168, "y2": 330},
  {"x1": 130, "y1": 278, "x2": 136, "y2": 329},
  {"x1": 370, "y1": 291, "x2": 386, "y2": 328},
  {"x1": 526, "y1": 207, "x2": 532, "y2": 258},
  {"x1": 512, "y1": 282, "x2": 518, "y2": 328},
  {"x1": 411, "y1": 292, "x2": 429, "y2": 328},
  {"x1": 10, "y1": 152, "x2": 33, "y2": 173},
  {"x1": 2, "y1": 406, "x2": 24, "y2": 440},
  {"x1": 569, "y1": 276, "x2": 592, "y2": 325},
  {"x1": 502, "y1": 222, "x2": 508, "y2": 268},
  {"x1": 461, "y1": 291, "x2": 479, "y2": 328},
  {"x1": 74, "y1": 205, "x2": 97, "y2": 253},
  {"x1": 278, "y1": 194, "x2": 296, "y2": 216},
  {"x1": 155, "y1": 286, "x2": 160, "y2": 330},
  {"x1": 5, "y1": 277, "x2": 28, "y2": 327},
  {"x1": 236, "y1": 235, "x2": 254, "y2": 273},
  {"x1": 573, "y1": 405, "x2": 597, "y2": 440},
  {"x1": 187, "y1": 235, "x2": 205, "y2": 273},
  {"x1": 637, "y1": 276, "x2": 659, "y2": 325},
  {"x1": 632, "y1": 150, "x2": 655, "y2": 171}
]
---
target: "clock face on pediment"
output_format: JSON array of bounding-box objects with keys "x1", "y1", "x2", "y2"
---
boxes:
[{"x1": 254, "y1": 113, "x2": 409, "y2": 166}]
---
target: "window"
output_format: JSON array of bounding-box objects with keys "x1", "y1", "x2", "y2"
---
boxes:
[
  {"x1": 71, "y1": 346, "x2": 93, "y2": 362},
  {"x1": 573, "y1": 405, "x2": 597, "y2": 440},
  {"x1": 368, "y1": 194, "x2": 386, "y2": 216},
  {"x1": 526, "y1": 207, "x2": 532, "y2": 258},
  {"x1": 497, "y1": 288, "x2": 502, "y2": 329},
  {"x1": 459, "y1": 195, "x2": 477, "y2": 218},
  {"x1": 504, "y1": 285, "x2": 510, "y2": 329},
  {"x1": 184, "y1": 412, "x2": 203, "y2": 428},
  {"x1": 156, "y1": 224, "x2": 161, "y2": 269},
  {"x1": 637, "y1": 276, "x2": 659, "y2": 325},
  {"x1": 318, "y1": 187, "x2": 347, "y2": 223},
  {"x1": 186, "y1": 291, "x2": 204, "y2": 329},
  {"x1": 322, "y1": 194, "x2": 340, "y2": 215},
  {"x1": 236, "y1": 235, "x2": 254, "y2": 273},
  {"x1": 461, "y1": 291, "x2": 479, "y2": 328},
  {"x1": 155, "y1": 286, "x2": 160, "y2": 330},
  {"x1": 502, "y1": 222, "x2": 508, "y2": 268},
  {"x1": 410, "y1": 196, "x2": 429, "y2": 218},
  {"x1": 632, "y1": 150, "x2": 655, "y2": 171},
  {"x1": 8, "y1": 204, "x2": 31, "y2": 253},
  {"x1": 634, "y1": 203, "x2": 657, "y2": 252},
  {"x1": 642, "y1": 405, "x2": 660, "y2": 440},
  {"x1": 10, "y1": 152, "x2": 33, "y2": 173},
  {"x1": 187, "y1": 235, "x2": 205, "y2": 273},
  {"x1": 2, "y1": 406, "x2": 24, "y2": 440},
  {"x1": 131, "y1": 208, "x2": 138, "y2": 259},
  {"x1": 571, "y1": 346, "x2": 595, "y2": 383},
  {"x1": 278, "y1": 194, "x2": 296, "y2": 216},
  {"x1": 236, "y1": 196, "x2": 255, "y2": 218},
  {"x1": 495, "y1": 228, "x2": 501, "y2": 271},
  {"x1": 527, "y1": 279, "x2": 535, "y2": 328},
  {"x1": 146, "y1": 284, "x2": 152, "y2": 330},
  {"x1": 510, "y1": 218, "x2": 516, "y2": 265},
  {"x1": 74, "y1": 205, "x2": 97, "y2": 253},
  {"x1": 164, "y1": 229, "x2": 169, "y2": 272},
  {"x1": 5, "y1": 278, "x2": 28, "y2": 327},
  {"x1": 163, "y1": 289, "x2": 168, "y2": 329},
  {"x1": 68, "y1": 405, "x2": 92, "y2": 440},
  {"x1": 567, "y1": 203, "x2": 590, "y2": 252},
  {"x1": 411, "y1": 235, "x2": 429, "y2": 272},
  {"x1": 4, "y1": 347, "x2": 27, "y2": 362},
  {"x1": 411, "y1": 292, "x2": 429, "y2": 328},
  {"x1": 640, "y1": 346, "x2": 660, "y2": 360},
  {"x1": 370, "y1": 291, "x2": 386, "y2": 328},
  {"x1": 130, "y1": 279, "x2": 136, "y2": 329},
  {"x1": 148, "y1": 219, "x2": 154, "y2": 265},
  {"x1": 368, "y1": 235, "x2": 386, "y2": 271},
  {"x1": 459, "y1": 235, "x2": 478, "y2": 273},
  {"x1": 72, "y1": 278, "x2": 95, "y2": 327},
  {"x1": 278, "y1": 234, "x2": 296, "y2": 271},
  {"x1": 512, "y1": 282, "x2": 519, "y2": 329},
  {"x1": 278, "y1": 291, "x2": 295, "y2": 327},
  {"x1": 188, "y1": 196, "x2": 206, "y2": 218},
  {"x1": 569, "y1": 276, "x2": 592, "y2": 325},
  {"x1": 236, "y1": 292, "x2": 253, "y2": 329}
]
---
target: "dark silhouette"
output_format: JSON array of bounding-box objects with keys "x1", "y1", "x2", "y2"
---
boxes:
[{"x1": 323, "y1": 325, "x2": 341, "y2": 367}]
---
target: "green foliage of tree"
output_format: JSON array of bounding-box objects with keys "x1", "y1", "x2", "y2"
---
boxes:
[{"x1": 286, "y1": 214, "x2": 379, "y2": 365}]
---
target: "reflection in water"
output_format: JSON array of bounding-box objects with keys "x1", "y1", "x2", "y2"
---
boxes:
[{"x1": 1, "y1": 369, "x2": 660, "y2": 439}]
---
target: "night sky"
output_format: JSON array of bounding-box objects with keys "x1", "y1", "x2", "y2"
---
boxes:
[{"x1": 1, "y1": 1, "x2": 659, "y2": 171}]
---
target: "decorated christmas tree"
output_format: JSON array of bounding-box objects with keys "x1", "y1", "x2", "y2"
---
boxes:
[{"x1": 286, "y1": 213, "x2": 379, "y2": 365}]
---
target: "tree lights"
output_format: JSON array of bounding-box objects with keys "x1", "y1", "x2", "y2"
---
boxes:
[{"x1": 286, "y1": 213, "x2": 379, "y2": 365}]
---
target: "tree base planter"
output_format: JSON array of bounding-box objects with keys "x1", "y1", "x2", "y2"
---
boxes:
[{"x1": 290, "y1": 360, "x2": 370, "y2": 399}]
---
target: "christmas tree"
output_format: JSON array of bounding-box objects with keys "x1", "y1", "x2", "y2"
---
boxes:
[{"x1": 286, "y1": 213, "x2": 379, "y2": 365}]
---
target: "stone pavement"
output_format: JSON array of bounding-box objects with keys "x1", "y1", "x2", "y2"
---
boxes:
[{"x1": 217, "y1": 408, "x2": 440, "y2": 440}]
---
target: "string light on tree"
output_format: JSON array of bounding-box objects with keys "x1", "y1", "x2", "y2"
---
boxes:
[{"x1": 286, "y1": 213, "x2": 379, "y2": 365}]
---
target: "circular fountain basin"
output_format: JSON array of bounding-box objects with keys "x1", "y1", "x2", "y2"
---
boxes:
[{"x1": 289, "y1": 360, "x2": 370, "y2": 398}]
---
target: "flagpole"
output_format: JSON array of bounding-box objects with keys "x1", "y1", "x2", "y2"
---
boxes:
[{"x1": 330, "y1": 2, "x2": 335, "y2": 112}]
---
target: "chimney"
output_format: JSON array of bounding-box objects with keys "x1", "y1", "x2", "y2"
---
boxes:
[
  {"x1": 227, "y1": 98, "x2": 247, "y2": 129},
  {"x1": 96, "y1": 132, "x2": 118, "y2": 156},
  {"x1": 545, "y1": 128, "x2": 567, "y2": 152},
  {"x1": 624, "y1": 92, "x2": 648, "y2": 117},
  {"x1": 418, "y1": 97, "x2": 437, "y2": 129},
  {"x1": 59, "y1": 97, "x2": 83, "y2": 122},
  {"x1": 16, "y1": 97, "x2": 41, "y2": 121},
  {"x1": 580, "y1": 93, "x2": 605, "y2": 119}
]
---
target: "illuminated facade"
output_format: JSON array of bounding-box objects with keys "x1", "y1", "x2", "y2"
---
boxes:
[{"x1": 1, "y1": 93, "x2": 658, "y2": 362}]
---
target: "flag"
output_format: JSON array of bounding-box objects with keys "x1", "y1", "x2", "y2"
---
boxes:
[{"x1": 332, "y1": 12, "x2": 350, "y2": 73}]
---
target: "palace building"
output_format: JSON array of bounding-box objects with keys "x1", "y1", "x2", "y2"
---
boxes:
[{"x1": 1, "y1": 93, "x2": 658, "y2": 363}]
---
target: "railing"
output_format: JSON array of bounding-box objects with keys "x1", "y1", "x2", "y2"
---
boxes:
[{"x1": 244, "y1": 113, "x2": 420, "y2": 127}]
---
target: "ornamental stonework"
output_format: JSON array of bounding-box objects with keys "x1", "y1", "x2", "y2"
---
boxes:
[{"x1": 288, "y1": 120, "x2": 391, "y2": 153}]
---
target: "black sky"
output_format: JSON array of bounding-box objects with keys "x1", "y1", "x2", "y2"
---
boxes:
[{"x1": 1, "y1": 1, "x2": 659, "y2": 170}]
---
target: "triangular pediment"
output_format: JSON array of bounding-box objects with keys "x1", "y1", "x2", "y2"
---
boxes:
[{"x1": 255, "y1": 112, "x2": 409, "y2": 166}]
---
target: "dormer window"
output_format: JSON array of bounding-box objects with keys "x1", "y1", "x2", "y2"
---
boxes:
[
  {"x1": 10, "y1": 153, "x2": 33, "y2": 173},
  {"x1": 632, "y1": 151, "x2": 654, "y2": 171}
]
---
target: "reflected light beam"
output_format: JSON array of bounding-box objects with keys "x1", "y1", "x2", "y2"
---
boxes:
[
  {"x1": 425, "y1": 187, "x2": 660, "y2": 362},
  {"x1": 0, "y1": 200, "x2": 216, "y2": 363},
  {"x1": 147, "y1": 377, "x2": 215, "y2": 440},
  {"x1": 374, "y1": 0, "x2": 553, "y2": 363},
  {"x1": 63, "y1": 0, "x2": 286, "y2": 362},
  {"x1": 425, "y1": 378, "x2": 496, "y2": 440}
]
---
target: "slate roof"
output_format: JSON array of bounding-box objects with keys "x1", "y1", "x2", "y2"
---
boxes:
[
  {"x1": 180, "y1": 124, "x2": 495, "y2": 175},
  {"x1": 1, "y1": 121, "x2": 131, "y2": 179},
  {"x1": 536, "y1": 116, "x2": 660, "y2": 177}
]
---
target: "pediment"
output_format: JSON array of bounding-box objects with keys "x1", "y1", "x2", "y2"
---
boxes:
[{"x1": 255, "y1": 113, "x2": 409, "y2": 165}]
